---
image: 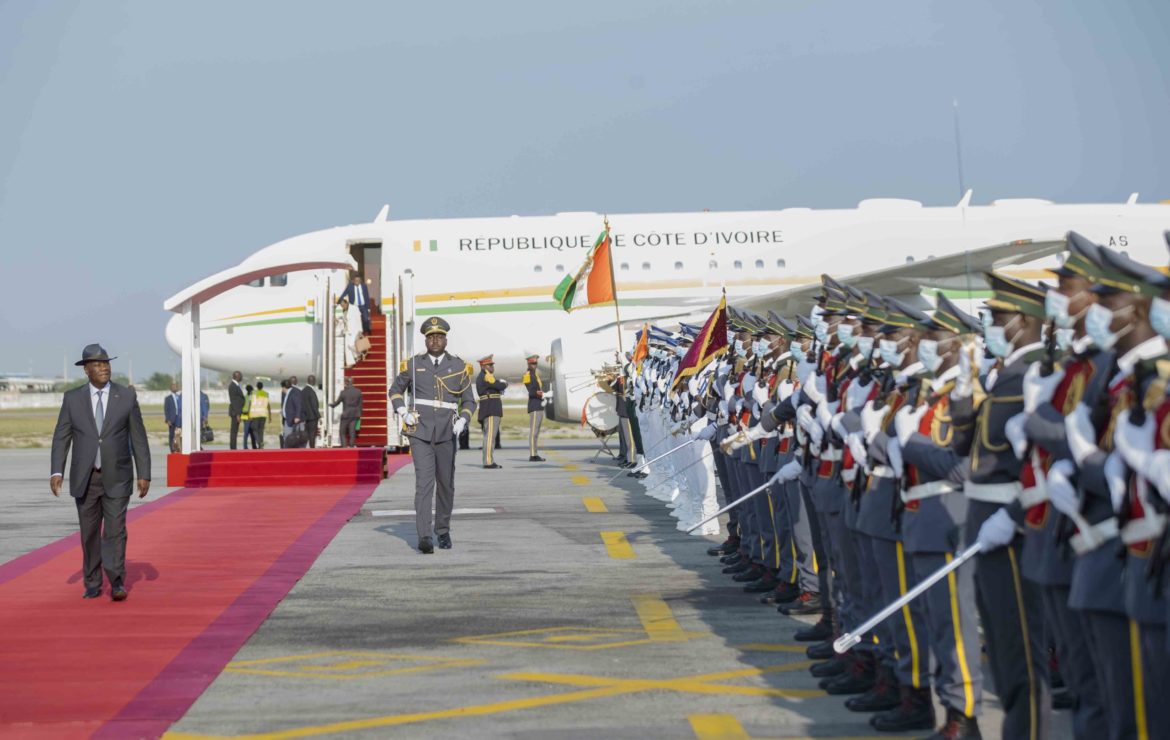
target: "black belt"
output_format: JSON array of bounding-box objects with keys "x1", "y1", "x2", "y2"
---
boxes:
[{"x1": 480, "y1": 394, "x2": 501, "y2": 399}]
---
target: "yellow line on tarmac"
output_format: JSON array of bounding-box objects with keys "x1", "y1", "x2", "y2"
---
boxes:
[
  {"x1": 571, "y1": 475, "x2": 591, "y2": 485},
  {"x1": 583, "y1": 497, "x2": 608, "y2": 513},
  {"x1": 562, "y1": 463, "x2": 579, "y2": 471},
  {"x1": 735, "y1": 643, "x2": 808, "y2": 654},
  {"x1": 600, "y1": 531, "x2": 635, "y2": 559},
  {"x1": 632, "y1": 595, "x2": 687, "y2": 641},
  {"x1": 688, "y1": 714, "x2": 749, "y2": 739}
]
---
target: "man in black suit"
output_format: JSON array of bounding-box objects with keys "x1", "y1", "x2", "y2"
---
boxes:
[
  {"x1": 340, "y1": 274, "x2": 372, "y2": 334},
  {"x1": 50, "y1": 344, "x2": 150, "y2": 601},
  {"x1": 227, "y1": 370, "x2": 245, "y2": 449},
  {"x1": 330, "y1": 376, "x2": 363, "y2": 447},
  {"x1": 163, "y1": 382, "x2": 181, "y2": 452},
  {"x1": 284, "y1": 375, "x2": 304, "y2": 447},
  {"x1": 302, "y1": 375, "x2": 321, "y2": 448}
]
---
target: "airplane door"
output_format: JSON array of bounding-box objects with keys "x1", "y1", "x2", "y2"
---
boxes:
[{"x1": 349, "y1": 243, "x2": 382, "y2": 313}]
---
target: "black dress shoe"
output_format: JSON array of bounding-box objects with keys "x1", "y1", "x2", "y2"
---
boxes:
[
  {"x1": 809, "y1": 653, "x2": 850, "y2": 678},
  {"x1": 110, "y1": 586, "x2": 128, "y2": 602},
  {"x1": 794, "y1": 615, "x2": 833, "y2": 642},
  {"x1": 529, "y1": 455, "x2": 546, "y2": 462},
  {"x1": 483, "y1": 463, "x2": 502, "y2": 469},
  {"x1": 822, "y1": 655, "x2": 876, "y2": 695},
  {"x1": 719, "y1": 552, "x2": 742, "y2": 565},
  {"x1": 922, "y1": 707, "x2": 981, "y2": 739},
  {"x1": 845, "y1": 664, "x2": 900, "y2": 712},
  {"x1": 83, "y1": 587, "x2": 101, "y2": 599},
  {"x1": 743, "y1": 576, "x2": 779, "y2": 593},
  {"x1": 760, "y1": 582, "x2": 801, "y2": 605},
  {"x1": 780, "y1": 592, "x2": 823, "y2": 616},
  {"x1": 418, "y1": 537, "x2": 434, "y2": 554},
  {"x1": 870, "y1": 686, "x2": 936, "y2": 732},
  {"x1": 732, "y1": 567, "x2": 764, "y2": 583},
  {"x1": 706, "y1": 538, "x2": 739, "y2": 556},
  {"x1": 437, "y1": 533, "x2": 452, "y2": 549},
  {"x1": 806, "y1": 639, "x2": 835, "y2": 661},
  {"x1": 722, "y1": 560, "x2": 750, "y2": 575}
]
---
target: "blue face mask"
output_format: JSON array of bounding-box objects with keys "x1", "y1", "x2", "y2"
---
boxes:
[
  {"x1": 837, "y1": 324, "x2": 856, "y2": 348},
  {"x1": 984, "y1": 326, "x2": 1012, "y2": 358},
  {"x1": 1085, "y1": 303, "x2": 1120, "y2": 350},
  {"x1": 1045, "y1": 291, "x2": 1073, "y2": 329},
  {"x1": 733, "y1": 339, "x2": 745, "y2": 357},
  {"x1": 879, "y1": 339, "x2": 903, "y2": 367},
  {"x1": 917, "y1": 339, "x2": 943, "y2": 373},
  {"x1": 814, "y1": 322, "x2": 829, "y2": 344},
  {"x1": 790, "y1": 344, "x2": 807, "y2": 363},
  {"x1": 856, "y1": 336, "x2": 875, "y2": 357},
  {"x1": 1054, "y1": 328, "x2": 1075, "y2": 351},
  {"x1": 1151, "y1": 297, "x2": 1170, "y2": 340}
]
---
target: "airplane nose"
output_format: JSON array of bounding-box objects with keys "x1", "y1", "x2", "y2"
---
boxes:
[{"x1": 165, "y1": 314, "x2": 185, "y2": 356}]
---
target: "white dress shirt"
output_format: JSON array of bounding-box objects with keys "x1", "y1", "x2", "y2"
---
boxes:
[{"x1": 51, "y1": 383, "x2": 109, "y2": 478}]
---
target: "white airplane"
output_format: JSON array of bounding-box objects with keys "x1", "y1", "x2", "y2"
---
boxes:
[{"x1": 165, "y1": 193, "x2": 1170, "y2": 441}]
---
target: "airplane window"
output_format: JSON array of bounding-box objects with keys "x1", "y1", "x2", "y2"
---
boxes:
[
  {"x1": 776, "y1": 259, "x2": 786, "y2": 268},
  {"x1": 708, "y1": 260, "x2": 718, "y2": 269},
  {"x1": 754, "y1": 259, "x2": 764, "y2": 269},
  {"x1": 534, "y1": 265, "x2": 543, "y2": 273},
  {"x1": 555, "y1": 264, "x2": 564, "y2": 273},
  {"x1": 641, "y1": 262, "x2": 651, "y2": 271},
  {"x1": 620, "y1": 262, "x2": 629, "y2": 271},
  {"x1": 905, "y1": 256, "x2": 915, "y2": 264},
  {"x1": 246, "y1": 278, "x2": 264, "y2": 288},
  {"x1": 674, "y1": 261, "x2": 683, "y2": 270},
  {"x1": 270, "y1": 273, "x2": 288, "y2": 287},
  {"x1": 733, "y1": 260, "x2": 743, "y2": 270}
]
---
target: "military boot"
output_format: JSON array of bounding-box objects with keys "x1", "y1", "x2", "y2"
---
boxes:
[
  {"x1": 759, "y1": 581, "x2": 800, "y2": 605},
  {"x1": 722, "y1": 559, "x2": 750, "y2": 575},
  {"x1": 743, "y1": 571, "x2": 779, "y2": 592},
  {"x1": 809, "y1": 652, "x2": 850, "y2": 678},
  {"x1": 707, "y1": 536, "x2": 740, "y2": 556},
  {"x1": 870, "y1": 685, "x2": 935, "y2": 731},
  {"x1": 924, "y1": 707, "x2": 982, "y2": 739},
  {"x1": 794, "y1": 613, "x2": 833, "y2": 642},
  {"x1": 731, "y1": 564, "x2": 764, "y2": 582},
  {"x1": 821, "y1": 651, "x2": 876, "y2": 695},
  {"x1": 805, "y1": 639, "x2": 835, "y2": 661},
  {"x1": 845, "y1": 662, "x2": 900, "y2": 712}
]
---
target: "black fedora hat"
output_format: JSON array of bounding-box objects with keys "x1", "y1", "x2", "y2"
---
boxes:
[{"x1": 75, "y1": 343, "x2": 117, "y2": 366}]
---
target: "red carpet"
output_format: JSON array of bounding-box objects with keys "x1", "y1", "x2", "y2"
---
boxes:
[
  {"x1": 174, "y1": 447, "x2": 386, "y2": 488},
  {"x1": 0, "y1": 457, "x2": 408, "y2": 739}
]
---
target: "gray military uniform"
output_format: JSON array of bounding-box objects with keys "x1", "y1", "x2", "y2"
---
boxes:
[{"x1": 389, "y1": 352, "x2": 476, "y2": 541}]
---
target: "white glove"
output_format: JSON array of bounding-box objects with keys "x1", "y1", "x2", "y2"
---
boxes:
[
  {"x1": 886, "y1": 436, "x2": 903, "y2": 474},
  {"x1": 452, "y1": 417, "x2": 467, "y2": 437},
  {"x1": 1113, "y1": 410, "x2": 1153, "y2": 476},
  {"x1": 1065, "y1": 404, "x2": 1098, "y2": 467},
  {"x1": 803, "y1": 373, "x2": 825, "y2": 404},
  {"x1": 830, "y1": 412, "x2": 847, "y2": 440},
  {"x1": 1104, "y1": 453, "x2": 1128, "y2": 514},
  {"x1": 847, "y1": 432, "x2": 868, "y2": 470},
  {"x1": 894, "y1": 405, "x2": 927, "y2": 445},
  {"x1": 397, "y1": 406, "x2": 418, "y2": 427},
  {"x1": 976, "y1": 508, "x2": 1017, "y2": 550},
  {"x1": 752, "y1": 381, "x2": 769, "y2": 405},
  {"x1": 772, "y1": 459, "x2": 803, "y2": 484},
  {"x1": 729, "y1": 424, "x2": 767, "y2": 452},
  {"x1": 694, "y1": 424, "x2": 717, "y2": 442},
  {"x1": 742, "y1": 373, "x2": 756, "y2": 394},
  {"x1": 815, "y1": 399, "x2": 837, "y2": 430},
  {"x1": 1004, "y1": 413, "x2": 1028, "y2": 460},
  {"x1": 777, "y1": 380, "x2": 796, "y2": 402},
  {"x1": 796, "y1": 404, "x2": 816, "y2": 434},
  {"x1": 1046, "y1": 460, "x2": 1080, "y2": 518},
  {"x1": 860, "y1": 401, "x2": 884, "y2": 443},
  {"x1": 953, "y1": 346, "x2": 974, "y2": 400},
  {"x1": 1022, "y1": 364, "x2": 1061, "y2": 414}
]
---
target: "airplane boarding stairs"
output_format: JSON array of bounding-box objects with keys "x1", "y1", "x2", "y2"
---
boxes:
[{"x1": 345, "y1": 311, "x2": 390, "y2": 447}]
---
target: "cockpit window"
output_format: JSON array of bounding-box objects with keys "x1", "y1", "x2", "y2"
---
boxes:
[
  {"x1": 270, "y1": 273, "x2": 288, "y2": 287},
  {"x1": 246, "y1": 278, "x2": 264, "y2": 288}
]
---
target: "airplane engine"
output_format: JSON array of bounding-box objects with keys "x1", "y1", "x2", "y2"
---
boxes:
[{"x1": 548, "y1": 333, "x2": 628, "y2": 424}]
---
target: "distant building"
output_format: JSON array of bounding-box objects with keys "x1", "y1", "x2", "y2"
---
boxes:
[{"x1": 0, "y1": 374, "x2": 61, "y2": 392}]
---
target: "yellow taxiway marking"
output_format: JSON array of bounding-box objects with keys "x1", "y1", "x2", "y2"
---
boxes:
[
  {"x1": 223, "y1": 651, "x2": 484, "y2": 681},
  {"x1": 562, "y1": 462, "x2": 579, "y2": 471},
  {"x1": 736, "y1": 643, "x2": 809, "y2": 654},
  {"x1": 583, "y1": 497, "x2": 608, "y2": 513},
  {"x1": 570, "y1": 474, "x2": 591, "y2": 485},
  {"x1": 689, "y1": 714, "x2": 750, "y2": 739},
  {"x1": 500, "y1": 661, "x2": 822, "y2": 699},
  {"x1": 601, "y1": 531, "x2": 635, "y2": 559},
  {"x1": 632, "y1": 595, "x2": 687, "y2": 641}
]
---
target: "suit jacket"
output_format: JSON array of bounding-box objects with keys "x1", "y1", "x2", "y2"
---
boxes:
[
  {"x1": 331, "y1": 386, "x2": 363, "y2": 420},
  {"x1": 301, "y1": 385, "x2": 321, "y2": 422},
  {"x1": 285, "y1": 386, "x2": 303, "y2": 424},
  {"x1": 51, "y1": 382, "x2": 150, "y2": 499},
  {"x1": 340, "y1": 284, "x2": 371, "y2": 313},
  {"x1": 164, "y1": 393, "x2": 180, "y2": 425},
  {"x1": 228, "y1": 381, "x2": 246, "y2": 416},
  {"x1": 523, "y1": 365, "x2": 544, "y2": 413},
  {"x1": 475, "y1": 369, "x2": 507, "y2": 422},
  {"x1": 388, "y1": 353, "x2": 476, "y2": 443}
]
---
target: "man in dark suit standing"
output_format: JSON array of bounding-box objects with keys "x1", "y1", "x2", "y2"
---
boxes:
[
  {"x1": 330, "y1": 376, "x2": 363, "y2": 447},
  {"x1": 164, "y1": 382, "x2": 181, "y2": 452},
  {"x1": 302, "y1": 375, "x2": 321, "y2": 448},
  {"x1": 284, "y1": 375, "x2": 304, "y2": 447},
  {"x1": 227, "y1": 370, "x2": 245, "y2": 449},
  {"x1": 340, "y1": 274, "x2": 371, "y2": 334},
  {"x1": 50, "y1": 344, "x2": 150, "y2": 601}
]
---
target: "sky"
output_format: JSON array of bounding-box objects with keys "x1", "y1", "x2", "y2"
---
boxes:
[{"x1": 1, "y1": 0, "x2": 1168, "y2": 378}]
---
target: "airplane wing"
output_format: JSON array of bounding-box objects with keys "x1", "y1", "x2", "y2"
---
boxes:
[{"x1": 735, "y1": 237, "x2": 1067, "y2": 315}]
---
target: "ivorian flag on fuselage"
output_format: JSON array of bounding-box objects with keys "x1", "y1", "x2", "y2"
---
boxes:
[
  {"x1": 671, "y1": 293, "x2": 728, "y2": 391},
  {"x1": 553, "y1": 230, "x2": 615, "y2": 311}
]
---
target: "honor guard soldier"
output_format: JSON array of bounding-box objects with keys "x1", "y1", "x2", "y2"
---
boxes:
[
  {"x1": 388, "y1": 316, "x2": 476, "y2": 553},
  {"x1": 523, "y1": 354, "x2": 547, "y2": 462},
  {"x1": 475, "y1": 355, "x2": 507, "y2": 469}
]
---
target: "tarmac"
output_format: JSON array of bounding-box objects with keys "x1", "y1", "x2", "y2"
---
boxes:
[{"x1": 0, "y1": 440, "x2": 1041, "y2": 739}]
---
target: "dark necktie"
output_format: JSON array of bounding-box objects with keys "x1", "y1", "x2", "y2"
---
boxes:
[{"x1": 95, "y1": 390, "x2": 105, "y2": 469}]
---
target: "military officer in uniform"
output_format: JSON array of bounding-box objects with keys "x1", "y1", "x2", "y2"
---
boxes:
[
  {"x1": 475, "y1": 355, "x2": 507, "y2": 469},
  {"x1": 523, "y1": 353, "x2": 547, "y2": 462},
  {"x1": 388, "y1": 317, "x2": 476, "y2": 553}
]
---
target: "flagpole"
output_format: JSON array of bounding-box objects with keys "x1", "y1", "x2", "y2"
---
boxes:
[{"x1": 605, "y1": 216, "x2": 625, "y2": 359}]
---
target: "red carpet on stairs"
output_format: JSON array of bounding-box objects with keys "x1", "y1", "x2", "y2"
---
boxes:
[
  {"x1": 346, "y1": 311, "x2": 389, "y2": 447},
  {"x1": 0, "y1": 456, "x2": 409, "y2": 740},
  {"x1": 175, "y1": 447, "x2": 386, "y2": 488}
]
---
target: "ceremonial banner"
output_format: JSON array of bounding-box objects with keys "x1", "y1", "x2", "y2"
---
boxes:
[
  {"x1": 553, "y1": 229, "x2": 615, "y2": 311},
  {"x1": 672, "y1": 294, "x2": 728, "y2": 390},
  {"x1": 632, "y1": 322, "x2": 650, "y2": 369}
]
